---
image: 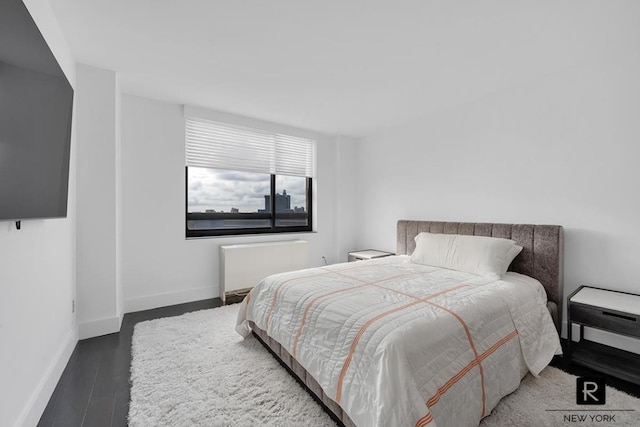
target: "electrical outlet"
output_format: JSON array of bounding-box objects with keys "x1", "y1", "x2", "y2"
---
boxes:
[{"x1": 72, "y1": 299, "x2": 75, "y2": 313}]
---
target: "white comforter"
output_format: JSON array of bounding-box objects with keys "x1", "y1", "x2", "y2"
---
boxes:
[{"x1": 236, "y1": 256, "x2": 561, "y2": 427}]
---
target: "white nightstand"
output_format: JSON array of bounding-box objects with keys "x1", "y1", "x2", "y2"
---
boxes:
[
  {"x1": 567, "y1": 285, "x2": 640, "y2": 385},
  {"x1": 347, "y1": 249, "x2": 394, "y2": 262}
]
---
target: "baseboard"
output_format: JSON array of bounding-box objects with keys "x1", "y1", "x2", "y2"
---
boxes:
[
  {"x1": 78, "y1": 315, "x2": 123, "y2": 340},
  {"x1": 124, "y1": 286, "x2": 218, "y2": 314},
  {"x1": 16, "y1": 327, "x2": 78, "y2": 427},
  {"x1": 562, "y1": 320, "x2": 640, "y2": 355}
]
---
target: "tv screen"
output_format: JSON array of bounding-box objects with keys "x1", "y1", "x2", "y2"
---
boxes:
[{"x1": 0, "y1": 0, "x2": 74, "y2": 222}]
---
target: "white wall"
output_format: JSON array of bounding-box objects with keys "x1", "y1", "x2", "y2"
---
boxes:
[
  {"x1": 0, "y1": 1, "x2": 77, "y2": 426},
  {"x1": 355, "y1": 55, "x2": 640, "y2": 352},
  {"x1": 333, "y1": 136, "x2": 359, "y2": 261},
  {"x1": 116, "y1": 75, "x2": 124, "y2": 320},
  {"x1": 120, "y1": 95, "x2": 357, "y2": 312},
  {"x1": 75, "y1": 64, "x2": 122, "y2": 339}
]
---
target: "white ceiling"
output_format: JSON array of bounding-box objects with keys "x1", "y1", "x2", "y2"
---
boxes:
[{"x1": 48, "y1": 0, "x2": 638, "y2": 137}]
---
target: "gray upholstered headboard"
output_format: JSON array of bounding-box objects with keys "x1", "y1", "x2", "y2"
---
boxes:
[{"x1": 397, "y1": 220, "x2": 564, "y2": 332}]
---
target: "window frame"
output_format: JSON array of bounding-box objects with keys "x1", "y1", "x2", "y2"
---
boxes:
[{"x1": 185, "y1": 168, "x2": 313, "y2": 238}]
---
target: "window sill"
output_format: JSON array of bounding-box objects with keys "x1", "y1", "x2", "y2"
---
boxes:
[{"x1": 185, "y1": 230, "x2": 317, "y2": 240}]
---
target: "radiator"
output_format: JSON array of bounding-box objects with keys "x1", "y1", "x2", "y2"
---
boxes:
[{"x1": 219, "y1": 240, "x2": 309, "y2": 303}]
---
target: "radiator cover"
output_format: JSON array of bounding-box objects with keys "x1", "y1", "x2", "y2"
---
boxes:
[{"x1": 219, "y1": 240, "x2": 309, "y2": 303}]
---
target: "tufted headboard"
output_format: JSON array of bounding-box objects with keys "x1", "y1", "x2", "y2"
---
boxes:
[{"x1": 397, "y1": 220, "x2": 564, "y2": 332}]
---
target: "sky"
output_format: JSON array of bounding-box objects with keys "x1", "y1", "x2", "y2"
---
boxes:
[{"x1": 187, "y1": 167, "x2": 307, "y2": 213}]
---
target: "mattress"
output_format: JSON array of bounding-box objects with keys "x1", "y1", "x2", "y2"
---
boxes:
[{"x1": 236, "y1": 256, "x2": 562, "y2": 427}]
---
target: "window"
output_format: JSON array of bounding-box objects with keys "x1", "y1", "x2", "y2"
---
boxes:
[{"x1": 185, "y1": 117, "x2": 314, "y2": 237}]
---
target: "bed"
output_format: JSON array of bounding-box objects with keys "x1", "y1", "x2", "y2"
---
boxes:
[{"x1": 236, "y1": 220, "x2": 564, "y2": 427}]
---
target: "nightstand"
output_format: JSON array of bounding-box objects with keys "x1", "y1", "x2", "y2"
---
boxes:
[
  {"x1": 567, "y1": 285, "x2": 640, "y2": 385},
  {"x1": 348, "y1": 249, "x2": 394, "y2": 262}
]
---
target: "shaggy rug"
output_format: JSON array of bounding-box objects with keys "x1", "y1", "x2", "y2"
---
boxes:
[{"x1": 129, "y1": 304, "x2": 640, "y2": 427}]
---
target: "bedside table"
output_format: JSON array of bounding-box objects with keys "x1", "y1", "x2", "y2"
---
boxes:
[
  {"x1": 567, "y1": 285, "x2": 640, "y2": 385},
  {"x1": 348, "y1": 249, "x2": 394, "y2": 262}
]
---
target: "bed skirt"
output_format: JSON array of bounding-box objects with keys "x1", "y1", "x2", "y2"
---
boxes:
[{"x1": 249, "y1": 321, "x2": 356, "y2": 427}]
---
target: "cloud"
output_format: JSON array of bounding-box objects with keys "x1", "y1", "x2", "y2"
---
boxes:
[
  {"x1": 189, "y1": 181, "x2": 203, "y2": 191},
  {"x1": 216, "y1": 171, "x2": 269, "y2": 182},
  {"x1": 187, "y1": 167, "x2": 308, "y2": 213}
]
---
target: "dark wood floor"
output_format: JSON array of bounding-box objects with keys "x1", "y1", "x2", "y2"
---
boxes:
[
  {"x1": 38, "y1": 298, "x2": 640, "y2": 426},
  {"x1": 38, "y1": 298, "x2": 223, "y2": 427}
]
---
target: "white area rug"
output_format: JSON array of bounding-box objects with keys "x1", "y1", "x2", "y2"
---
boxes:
[{"x1": 130, "y1": 304, "x2": 640, "y2": 427}]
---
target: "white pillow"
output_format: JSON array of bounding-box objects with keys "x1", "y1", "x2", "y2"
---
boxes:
[{"x1": 411, "y1": 232, "x2": 523, "y2": 280}]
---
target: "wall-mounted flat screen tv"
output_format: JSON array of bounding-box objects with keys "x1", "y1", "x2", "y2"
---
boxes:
[{"x1": 0, "y1": 0, "x2": 74, "y2": 222}]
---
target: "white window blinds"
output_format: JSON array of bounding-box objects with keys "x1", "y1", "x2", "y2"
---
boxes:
[{"x1": 185, "y1": 117, "x2": 315, "y2": 178}]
